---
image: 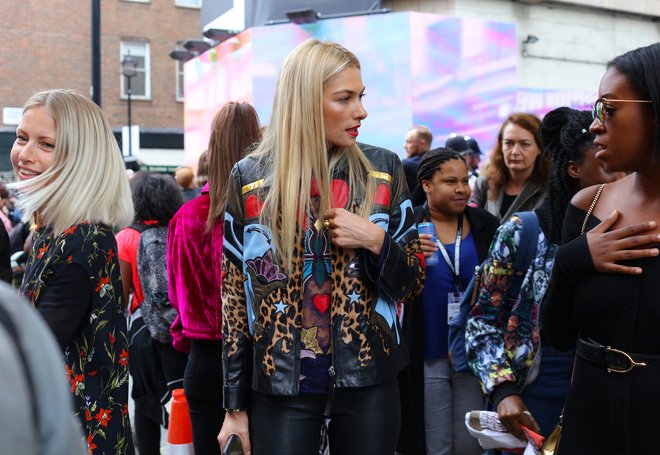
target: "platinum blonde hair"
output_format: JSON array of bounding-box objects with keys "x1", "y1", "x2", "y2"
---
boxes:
[
  {"x1": 13, "y1": 89, "x2": 134, "y2": 232},
  {"x1": 252, "y1": 39, "x2": 375, "y2": 269}
]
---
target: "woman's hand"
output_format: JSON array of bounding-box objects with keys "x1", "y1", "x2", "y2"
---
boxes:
[
  {"x1": 586, "y1": 210, "x2": 660, "y2": 274},
  {"x1": 496, "y1": 395, "x2": 539, "y2": 441},
  {"x1": 418, "y1": 233, "x2": 438, "y2": 258},
  {"x1": 218, "y1": 411, "x2": 251, "y2": 455},
  {"x1": 323, "y1": 208, "x2": 385, "y2": 255}
]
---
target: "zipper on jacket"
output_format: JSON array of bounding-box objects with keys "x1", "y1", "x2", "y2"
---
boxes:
[{"x1": 324, "y1": 365, "x2": 336, "y2": 417}]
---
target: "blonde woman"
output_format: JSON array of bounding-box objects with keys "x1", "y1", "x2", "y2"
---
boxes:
[
  {"x1": 11, "y1": 89, "x2": 134, "y2": 453},
  {"x1": 217, "y1": 39, "x2": 424, "y2": 455}
]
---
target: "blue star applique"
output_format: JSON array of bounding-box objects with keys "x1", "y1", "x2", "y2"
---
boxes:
[
  {"x1": 274, "y1": 301, "x2": 288, "y2": 314},
  {"x1": 347, "y1": 290, "x2": 361, "y2": 304}
]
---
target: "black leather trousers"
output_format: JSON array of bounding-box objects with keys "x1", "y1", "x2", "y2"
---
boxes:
[{"x1": 250, "y1": 379, "x2": 400, "y2": 455}]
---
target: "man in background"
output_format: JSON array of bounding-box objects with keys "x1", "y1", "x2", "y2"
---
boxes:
[
  {"x1": 174, "y1": 166, "x2": 200, "y2": 202},
  {"x1": 446, "y1": 135, "x2": 483, "y2": 189},
  {"x1": 402, "y1": 126, "x2": 433, "y2": 203},
  {"x1": 465, "y1": 137, "x2": 483, "y2": 187}
]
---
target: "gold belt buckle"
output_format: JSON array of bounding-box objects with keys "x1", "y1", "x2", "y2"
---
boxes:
[{"x1": 606, "y1": 346, "x2": 647, "y2": 373}]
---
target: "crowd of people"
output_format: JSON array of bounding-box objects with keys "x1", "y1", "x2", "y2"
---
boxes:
[{"x1": 0, "y1": 37, "x2": 658, "y2": 455}]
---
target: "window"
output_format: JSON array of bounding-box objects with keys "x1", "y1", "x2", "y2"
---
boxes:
[
  {"x1": 120, "y1": 41, "x2": 150, "y2": 99},
  {"x1": 175, "y1": 0, "x2": 201, "y2": 8},
  {"x1": 176, "y1": 60, "x2": 184, "y2": 101}
]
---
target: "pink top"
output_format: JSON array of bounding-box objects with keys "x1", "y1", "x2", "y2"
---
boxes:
[
  {"x1": 116, "y1": 227, "x2": 144, "y2": 313},
  {"x1": 167, "y1": 186, "x2": 223, "y2": 352}
]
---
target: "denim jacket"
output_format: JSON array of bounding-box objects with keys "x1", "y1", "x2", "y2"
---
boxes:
[
  {"x1": 465, "y1": 213, "x2": 557, "y2": 404},
  {"x1": 221, "y1": 143, "x2": 424, "y2": 409}
]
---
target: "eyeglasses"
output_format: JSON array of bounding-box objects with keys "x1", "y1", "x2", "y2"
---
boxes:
[{"x1": 592, "y1": 98, "x2": 652, "y2": 126}]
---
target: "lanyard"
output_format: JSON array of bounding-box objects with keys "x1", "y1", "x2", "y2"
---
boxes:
[{"x1": 435, "y1": 214, "x2": 463, "y2": 279}]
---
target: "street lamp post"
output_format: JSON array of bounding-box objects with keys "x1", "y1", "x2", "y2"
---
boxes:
[{"x1": 121, "y1": 54, "x2": 137, "y2": 157}]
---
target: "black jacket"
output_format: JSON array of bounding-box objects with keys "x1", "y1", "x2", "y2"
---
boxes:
[
  {"x1": 221, "y1": 143, "x2": 425, "y2": 409},
  {"x1": 398, "y1": 203, "x2": 499, "y2": 455}
]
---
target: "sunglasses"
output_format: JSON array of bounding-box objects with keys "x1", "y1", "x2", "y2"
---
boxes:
[{"x1": 591, "y1": 98, "x2": 652, "y2": 126}]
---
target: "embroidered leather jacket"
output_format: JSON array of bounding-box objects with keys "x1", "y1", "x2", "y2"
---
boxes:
[{"x1": 222, "y1": 144, "x2": 425, "y2": 409}]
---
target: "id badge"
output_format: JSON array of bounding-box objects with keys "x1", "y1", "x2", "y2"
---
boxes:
[{"x1": 447, "y1": 292, "x2": 463, "y2": 324}]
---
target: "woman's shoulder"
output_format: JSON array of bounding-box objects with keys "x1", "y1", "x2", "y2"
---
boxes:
[
  {"x1": 487, "y1": 212, "x2": 545, "y2": 261},
  {"x1": 60, "y1": 223, "x2": 113, "y2": 242},
  {"x1": 234, "y1": 154, "x2": 267, "y2": 179},
  {"x1": 59, "y1": 223, "x2": 115, "y2": 254},
  {"x1": 495, "y1": 212, "x2": 540, "y2": 245},
  {"x1": 570, "y1": 183, "x2": 609, "y2": 212},
  {"x1": 466, "y1": 205, "x2": 499, "y2": 225},
  {"x1": 358, "y1": 143, "x2": 400, "y2": 167},
  {"x1": 171, "y1": 193, "x2": 210, "y2": 225},
  {"x1": 45, "y1": 223, "x2": 116, "y2": 273},
  {"x1": 472, "y1": 174, "x2": 489, "y2": 192}
]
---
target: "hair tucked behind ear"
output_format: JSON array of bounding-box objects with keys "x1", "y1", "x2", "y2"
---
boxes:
[{"x1": 539, "y1": 107, "x2": 595, "y2": 243}]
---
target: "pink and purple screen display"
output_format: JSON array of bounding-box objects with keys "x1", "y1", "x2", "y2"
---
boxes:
[{"x1": 183, "y1": 12, "x2": 594, "y2": 165}]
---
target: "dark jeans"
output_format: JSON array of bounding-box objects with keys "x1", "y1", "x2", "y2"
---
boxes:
[
  {"x1": 250, "y1": 379, "x2": 400, "y2": 455},
  {"x1": 521, "y1": 344, "x2": 574, "y2": 437},
  {"x1": 500, "y1": 345, "x2": 573, "y2": 455},
  {"x1": 183, "y1": 339, "x2": 225, "y2": 455}
]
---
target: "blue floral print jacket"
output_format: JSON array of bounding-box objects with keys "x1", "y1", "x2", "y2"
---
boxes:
[
  {"x1": 465, "y1": 213, "x2": 557, "y2": 403},
  {"x1": 221, "y1": 143, "x2": 425, "y2": 410}
]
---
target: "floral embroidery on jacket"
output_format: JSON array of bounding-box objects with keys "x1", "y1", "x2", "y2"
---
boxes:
[
  {"x1": 21, "y1": 223, "x2": 133, "y2": 454},
  {"x1": 465, "y1": 215, "x2": 556, "y2": 397}
]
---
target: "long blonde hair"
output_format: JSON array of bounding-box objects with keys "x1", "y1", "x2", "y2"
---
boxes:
[
  {"x1": 13, "y1": 89, "x2": 134, "y2": 232},
  {"x1": 252, "y1": 39, "x2": 375, "y2": 269}
]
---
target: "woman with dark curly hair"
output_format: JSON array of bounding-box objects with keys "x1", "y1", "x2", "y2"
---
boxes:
[
  {"x1": 466, "y1": 107, "x2": 623, "y2": 446},
  {"x1": 470, "y1": 113, "x2": 550, "y2": 221},
  {"x1": 116, "y1": 171, "x2": 187, "y2": 455}
]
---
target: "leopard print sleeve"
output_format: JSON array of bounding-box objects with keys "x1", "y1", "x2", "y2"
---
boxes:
[{"x1": 222, "y1": 164, "x2": 253, "y2": 410}]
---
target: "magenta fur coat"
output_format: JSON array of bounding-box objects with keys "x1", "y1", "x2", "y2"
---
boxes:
[{"x1": 167, "y1": 185, "x2": 223, "y2": 351}]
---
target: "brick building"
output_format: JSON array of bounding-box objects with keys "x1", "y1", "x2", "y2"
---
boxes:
[{"x1": 0, "y1": 0, "x2": 202, "y2": 173}]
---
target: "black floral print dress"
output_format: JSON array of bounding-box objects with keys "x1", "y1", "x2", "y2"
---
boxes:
[{"x1": 20, "y1": 223, "x2": 134, "y2": 454}]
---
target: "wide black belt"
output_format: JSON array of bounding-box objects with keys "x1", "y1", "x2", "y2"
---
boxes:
[{"x1": 576, "y1": 338, "x2": 660, "y2": 374}]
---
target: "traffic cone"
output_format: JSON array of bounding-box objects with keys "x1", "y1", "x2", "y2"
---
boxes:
[{"x1": 167, "y1": 388, "x2": 194, "y2": 454}]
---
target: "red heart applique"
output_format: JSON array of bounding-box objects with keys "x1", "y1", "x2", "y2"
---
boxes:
[
  {"x1": 331, "y1": 179, "x2": 349, "y2": 208},
  {"x1": 414, "y1": 252, "x2": 426, "y2": 270},
  {"x1": 313, "y1": 294, "x2": 331, "y2": 314},
  {"x1": 374, "y1": 183, "x2": 391, "y2": 206},
  {"x1": 245, "y1": 194, "x2": 264, "y2": 218}
]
